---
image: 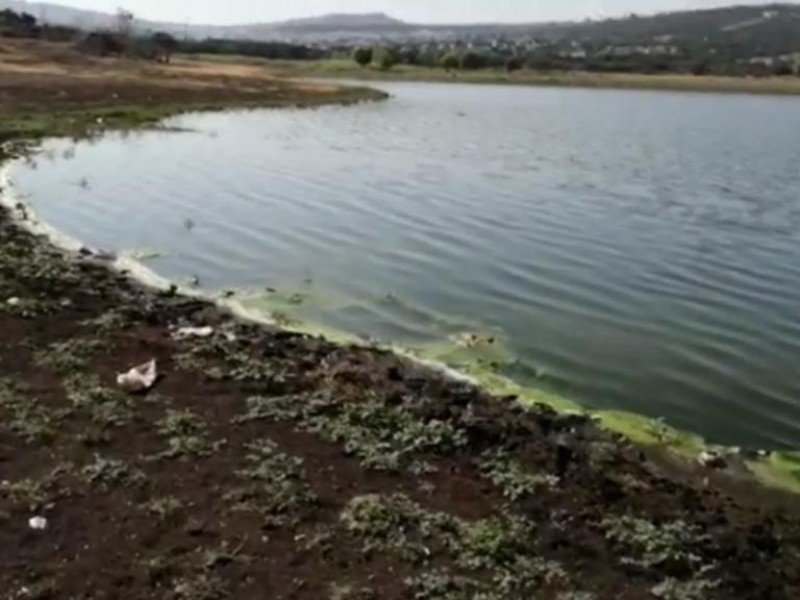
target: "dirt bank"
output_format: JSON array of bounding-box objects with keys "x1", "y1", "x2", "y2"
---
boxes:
[
  {"x1": 0, "y1": 39, "x2": 385, "y2": 140},
  {"x1": 1, "y1": 38, "x2": 799, "y2": 600}
]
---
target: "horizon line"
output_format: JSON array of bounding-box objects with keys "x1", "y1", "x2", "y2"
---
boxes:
[{"x1": 6, "y1": 0, "x2": 789, "y2": 28}]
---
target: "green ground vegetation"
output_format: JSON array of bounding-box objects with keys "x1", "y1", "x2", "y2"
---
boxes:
[
  {"x1": 0, "y1": 88, "x2": 386, "y2": 143},
  {"x1": 213, "y1": 57, "x2": 800, "y2": 96}
]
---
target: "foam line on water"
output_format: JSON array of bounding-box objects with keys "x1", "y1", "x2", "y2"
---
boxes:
[{"x1": 0, "y1": 160, "x2": 482, "y2": 390}]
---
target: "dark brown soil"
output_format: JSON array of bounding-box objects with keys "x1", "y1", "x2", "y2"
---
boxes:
[{"x1": 0, "y1": 192, "x2": 799, "y2": 600}]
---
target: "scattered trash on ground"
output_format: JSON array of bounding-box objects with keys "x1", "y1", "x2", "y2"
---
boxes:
[
  {"x1": 77, "y1": 247, "x2": 116, "y2": 262},
  {"x1": 117, "y1": 359, "x2": 158, "y2": 393},
  {"x1": 698, "y1": 450, "x2": 727, "y2": 469},
  {"x1": 450, "y1": 332, "x2": 496, "y2": 348},
  {"x1": 173, "y1": 326, "x2": 214, "y2": 340}
]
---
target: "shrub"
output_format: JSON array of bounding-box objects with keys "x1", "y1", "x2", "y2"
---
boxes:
[
  {"x1": 400, "y1": 47, "x2": 420, "y2": 65},
  {"x1": 441, "y1": 52, "x2": 459, "y2": 72},
  {"x1": 460, "y1": 51, "x2": 484, "y2": 70},
  {"x1": 152, "y1": 31, "x2": 178, "y2": 63},
  {"x1": 374, "y1": 47, "x2": 398, "y2": 70},
  {"x1": 506, "y1": 56, "x2": 523, "y2": 73},
  {"x1": 352, "y1": 46, "x2": 373, "y2": 68},
  {"x1": 690, "y1": 58, "x2": 712, "y2": 76}
]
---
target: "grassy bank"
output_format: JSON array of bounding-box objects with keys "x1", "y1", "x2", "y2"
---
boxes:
[
  {"x1": 1, "y1": 38, "x2": 800, "y2": 600},
  {"x1": 198, "y1": 55, "x2": 800, "y2": 96},
  {"x1": 1, "y1": 90, "x2": 385, "y2": 141}
]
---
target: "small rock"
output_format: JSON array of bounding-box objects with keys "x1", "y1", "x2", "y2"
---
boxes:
[
  {"x1": 94, "y1": 250, "x2": 117, "y2": 262},
  {"x1": 185, "y1": 519, "x2": 206, "y2": 536},
  {"x1": 740, "y1": 448, "x2": 771, "y2": 461},
  {"x1": 698, "y1": 450, "x2": 727, "y2": 469},
  {"x1": 6, "y1": 297, "x2": 20, "y2": 307},
  {"x1": 28, "y1": 516, "x2": 47, "y2": 530}
]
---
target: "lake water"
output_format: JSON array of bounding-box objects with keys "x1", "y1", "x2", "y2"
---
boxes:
[{"x1": 10, "y1": 82, "x2": 800, "y2": 450}]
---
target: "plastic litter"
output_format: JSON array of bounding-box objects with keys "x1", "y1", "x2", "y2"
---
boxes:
[
  {"x1": 698, "y1": 450, "x2": 727, "y2": 469},
  {"x1": 117, "y1": 359, "x2": 158, "y2": 393},
  {"x1": 173, "y1": 326, "x2": 214, "y2": 340}
]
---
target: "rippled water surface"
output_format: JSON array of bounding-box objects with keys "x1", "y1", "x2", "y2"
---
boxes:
[{"x1": 11, "y1": 82, "x2": 800, "y2": 449}]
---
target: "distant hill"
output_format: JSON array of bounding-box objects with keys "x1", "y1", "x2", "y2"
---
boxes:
[
  {"x1": 0, "y1": 2, "x2": 410, "y2": 39},
  {"x1": 0, "y1": 0, "x2": 116, "y2": 29},
  {"x1": 279, "y1": 12, "x2": 405, "y2": 29},
  {"x1": 535, "y1": 3, "x2": 800, "y2": 42},
  {"x1": 1, "y1": 0, "x2": 799, "y2": 55}
]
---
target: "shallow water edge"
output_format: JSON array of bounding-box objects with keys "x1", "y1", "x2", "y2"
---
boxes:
[{"x1": 2, "y1": 136, "x2": 799, "y2": 496}]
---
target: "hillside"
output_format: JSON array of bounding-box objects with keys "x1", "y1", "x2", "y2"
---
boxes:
[
  {"x1": 280, "y1": 12, "x2": 405, "y2": 29},
  {"x1": 541, "y1": 4, "x2": 800, "y2": 49},
  {"x1": 1, "y1": 0, "x2": 799, "y2": 50}
]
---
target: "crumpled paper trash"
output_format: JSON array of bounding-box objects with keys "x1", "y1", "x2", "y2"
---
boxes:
[{"x1": 117, "y1": 359, "x2": 158, "y2": 393}]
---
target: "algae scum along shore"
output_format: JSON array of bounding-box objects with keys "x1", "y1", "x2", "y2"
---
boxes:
[{"x1": 1, "y1": 43, "x2": 800, "y2": 600}]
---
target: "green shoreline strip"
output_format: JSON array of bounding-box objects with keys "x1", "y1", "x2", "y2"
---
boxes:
[{"x1": 232, "y1": 291, "x2": 800, "y2": 495}]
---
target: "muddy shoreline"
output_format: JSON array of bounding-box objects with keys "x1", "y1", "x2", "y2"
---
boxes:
[
  {"x1": 6, "y1": 136, "x2": 797, "y2": 496},
  {"x1": 1, "y1": 144, "x2": 800, "y2": 597}
]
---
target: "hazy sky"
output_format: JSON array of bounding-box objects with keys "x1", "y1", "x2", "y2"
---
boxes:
[{"x1": 40, "y1": 0, "x2": 781, "y2": 24}]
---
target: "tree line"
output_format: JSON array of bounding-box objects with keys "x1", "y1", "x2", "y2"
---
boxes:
[
  {"x1": 350, "y1": 45, "x2": 800, "y2": 78},
  {"x1": 1, "y1": 7, "x2": 317, "y2": 64},
  {"x1": 352, "y1": 46, "x2": 525, "y2": 73}
]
